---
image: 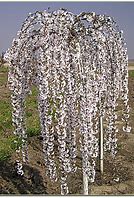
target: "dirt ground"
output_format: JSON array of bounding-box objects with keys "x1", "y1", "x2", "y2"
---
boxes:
[
  {"x1": 128, "y1": 66, "x2": 134, "y2": 70},
  {"x1": 0, "y1": 76, "x2": 134, "y2": 195}
]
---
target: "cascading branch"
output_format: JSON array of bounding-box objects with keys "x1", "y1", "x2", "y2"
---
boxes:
[{"x1": 4, "y1": 9, "x2": 131, "y2": 194}]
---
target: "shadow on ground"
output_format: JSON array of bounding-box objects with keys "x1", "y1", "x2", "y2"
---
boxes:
[{"x1": 0, "y1": 160, "x2": 47, "y2": 194}]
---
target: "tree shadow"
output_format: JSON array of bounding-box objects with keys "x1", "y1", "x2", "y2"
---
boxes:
[{"x1": 0, "y1": 160, "x2": 47, "y2": 194}]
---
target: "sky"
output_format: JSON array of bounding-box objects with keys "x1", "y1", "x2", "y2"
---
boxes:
[{"x1": 0, "y1": 1, "x2": 134, "y2": 59}]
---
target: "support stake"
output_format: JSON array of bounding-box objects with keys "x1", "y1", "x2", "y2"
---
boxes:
[
  {"x1": 83, "y1": 171, "x2": 89, "y2": 195},
  {"x1": 100, "y1": 116, "x2": 104, "y2": 175}
]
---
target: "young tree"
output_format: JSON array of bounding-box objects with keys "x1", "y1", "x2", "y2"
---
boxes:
[{"x1": 4, "y1": 9, "x2": 131, "y2": 195}]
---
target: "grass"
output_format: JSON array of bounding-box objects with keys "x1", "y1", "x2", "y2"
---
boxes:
[
  {"x1": 0, "y1": 136, "x2": 17, "y2": 161},
  {"x1": 129, "y1": 70, "x2": 134, "y2": 78},
  {"x1": 25, "y1": 86, "x2": 40, "y2": 137},
  {"x1": 0, "y1": 65, "x2": 40, "y2": 161}
]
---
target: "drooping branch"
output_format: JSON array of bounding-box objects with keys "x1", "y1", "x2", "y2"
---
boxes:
[{"x1": 4, "y1": 9, "x2": 130, "y2": 195}]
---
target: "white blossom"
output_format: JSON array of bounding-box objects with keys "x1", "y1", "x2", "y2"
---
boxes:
[{"x1": 4, "y1": 9, "x2": 130, "y2": 194}]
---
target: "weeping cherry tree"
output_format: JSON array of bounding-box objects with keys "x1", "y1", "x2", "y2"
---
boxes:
[{"x1": 4, "y1": 9, "x2": 131, "y2": 195}]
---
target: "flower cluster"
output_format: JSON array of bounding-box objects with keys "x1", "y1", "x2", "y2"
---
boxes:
[{"x1": 4, "y1": 9, "x2": 130, "y2": 194}]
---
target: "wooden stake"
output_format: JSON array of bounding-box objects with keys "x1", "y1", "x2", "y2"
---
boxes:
[
  {"x1": 83, "y1": 171, "x2": 89, "y2": 195},
  {"x1": 100, "y1": 116, "x2": 104, "y2": 175}
]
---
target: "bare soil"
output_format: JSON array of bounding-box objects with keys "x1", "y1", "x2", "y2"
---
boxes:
[
  {"x1": 0, "y1": 77, "x2": 134, "y2": 195},
  {"x1": 128, "y1": 66, "x2": 134, "y2": 70}
]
